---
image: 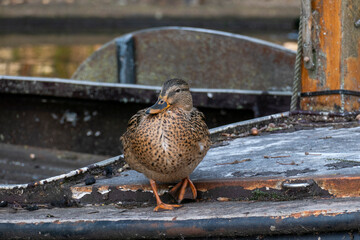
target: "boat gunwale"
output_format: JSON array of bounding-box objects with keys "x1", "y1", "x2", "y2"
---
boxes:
[
  {"x1": 0, "y1": 111, "x2": 289, "y2": 189},
  {"x1": 0, "y1": 75, "x2": 292, "y2": 97}
]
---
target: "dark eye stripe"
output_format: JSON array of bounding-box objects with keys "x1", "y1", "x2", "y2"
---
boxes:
[
  {"x1": 177, "y1": 88, "x2": 188, "y2": 92},
  {"x1": 167, "y1": 88, "x2": 189, "y2": 98}
]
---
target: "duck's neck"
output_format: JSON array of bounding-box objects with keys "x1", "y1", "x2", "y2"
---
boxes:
[
  {"x1": 170, "y1": 104, "x2": 192, "y2": 112},
  {"x1": 173, "y1": 95, "x2": 193, "y2": 111}
]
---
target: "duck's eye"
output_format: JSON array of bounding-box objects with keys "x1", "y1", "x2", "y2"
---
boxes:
[
  {"x1": 175, "y1": 89, "x2": 181, "y2": 93},
  {"x1": 159, "y1": 100, "x2": 164, "y2": 104}
]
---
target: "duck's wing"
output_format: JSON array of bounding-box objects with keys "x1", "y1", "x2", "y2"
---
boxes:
[
  {"x1": 125, "y1": 109, "x2": 147, "y2": 133},
  {"x1": 190, "y1": 108, "x2": 211, "y2": 141},
  {"x1": 120, "y1": 109, "x2": 147, "y2": 146}
]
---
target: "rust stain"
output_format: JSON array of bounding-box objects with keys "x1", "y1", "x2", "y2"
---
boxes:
[
  {"x1": 117, "y1": 183, "x2": 170, "y2": 196},
  {"x1": 97, "y1": 186, "x2": 109, "y2": 191},
  {"x1": 117, "y1": 184, "x2": 151, "y2": 192},
  {"x1": 71, "y1": 186, "x2": 93, "y2": 192},
  {"x1": 116, "y1": 178, "x2": 284, "y2": 196},
  {"x1": 15, "y1": 222, "x2": 27, "y2": 225},
  {"x1": 319, "y1": 0, "x2": 342, "y2": 90},
  {"x1": 301, "y1": 62, "x2": 317, "y2": 93},
  {"x1": 166, "y1": 226, "x2": 207, "y2": 237},
  {"x1": 342, "y1": 38, "x2": 360, "y2": 111},
  {"x1": 301, "y1": 0, "x2": 343, "y2": 111},
  {"x1": 149, "y1": 223, "x2": 159, "y2": 228},
  {"x1": 97, "y1": 185, "x2": 110, "y2": 194},
  {"x1": 344, "y1": 56, "x2": 360, "y2": 89},
  {"x1": 99, "y1": 174, "x2": 360, "y2": 202},
  {"x1": 71, "y1": 186, "x2": 93, "y2": 199},
  {"x1": 300, "y1": 95, "x2": 342, "y2": 111},
  {"x1": 195, "y1": 178, "x2": 284, "y2": 192},
  {"x1": 163, "y1": 222, "x2": 176, "y2": 228},
  {"x1": 343, "y1": 95, "x2": 360, "y2": 112},
  {"x1": 344, "y1": 40, "x2": 360, "y2": 91},
  {"x1": 291, "y1": 210, "x2": 326, "y2": 219},
  {"x1": 196, "y1": 175, "x2": 360, "y2": 199},
  {"x1": 315, "y1": 176, "x2": 360, "y2": 197},
  {"x1": 275, "y1": 210, "x2": 343, "y2": 220}
]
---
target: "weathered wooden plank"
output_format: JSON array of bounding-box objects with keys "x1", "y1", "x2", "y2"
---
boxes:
[{"x1": 300, "y1": 0, "x2": 360, "y2": 112}]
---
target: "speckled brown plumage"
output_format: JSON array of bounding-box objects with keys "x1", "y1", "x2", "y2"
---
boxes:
[
  {"x1": 122, "y1": 107, "x2": 209, "y2": 181},
  {"x1": 120, "y1": 79, "x2": 211, "y2": 211}
]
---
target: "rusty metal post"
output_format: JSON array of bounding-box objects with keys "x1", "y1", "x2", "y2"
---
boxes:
[{"x1": 300, "y1": 0, "x2": 360, "y2": 113}]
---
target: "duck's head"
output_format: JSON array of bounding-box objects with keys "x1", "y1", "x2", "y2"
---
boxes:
[{"x1": 146, "y1": 79, "x2": 193, "y2": 114}]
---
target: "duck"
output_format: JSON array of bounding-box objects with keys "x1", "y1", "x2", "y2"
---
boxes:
[{"x1": 120, "y1": 78, "x2": 211, "y2": 211}]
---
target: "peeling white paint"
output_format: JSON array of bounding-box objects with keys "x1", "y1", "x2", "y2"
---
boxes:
[
  {"x1": 98, "y1": 187, "x2": 111, "y2": 195},
  {"x1": 71, "y1": 189, "x2": 92, "y2": 200}
]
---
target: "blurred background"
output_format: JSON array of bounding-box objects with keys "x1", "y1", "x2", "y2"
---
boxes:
[{"x1": 0, "y1": 0, "x2": 300, "y2": 79}]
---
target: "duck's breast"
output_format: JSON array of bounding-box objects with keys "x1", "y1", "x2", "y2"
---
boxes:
[{"x1": 128, "y1": 109, "x2": 209, "y2": 178}]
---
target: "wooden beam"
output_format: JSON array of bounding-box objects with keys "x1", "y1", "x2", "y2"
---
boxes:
[{"x1": 300, "y1": 0, "x2": 360, "y2": 113}]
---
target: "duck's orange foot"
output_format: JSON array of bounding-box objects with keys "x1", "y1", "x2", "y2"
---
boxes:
[
  {"x1": 153, "y1": 203, "x2": 182, "y2": 212},
  {"x1": 169, "y1": 177, "x2": 197, "y2": 203}
]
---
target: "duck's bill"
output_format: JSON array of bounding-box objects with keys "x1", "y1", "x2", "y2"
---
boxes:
[{"x1": 146, "y1": 98, "x2": 170, "y2": 114}]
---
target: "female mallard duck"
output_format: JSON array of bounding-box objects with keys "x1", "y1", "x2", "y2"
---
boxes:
[{"x1": 121, "y1": 79, "x2": 211, "y2": 211}]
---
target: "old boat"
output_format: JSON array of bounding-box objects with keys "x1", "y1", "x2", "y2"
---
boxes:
[
  {"x1": 1, "y1": 17, "x2": 360, "y2": 239},
  {"x1": 0, "y1": 27, "x2": 295, "y2": 158}
]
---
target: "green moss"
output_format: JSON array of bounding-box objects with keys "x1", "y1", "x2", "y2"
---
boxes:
[
  {"x1": 249, "y1": 189, "x2": 287, "y2": 201},
  {"x1": 326, "y1": 158, "x2": 359, "y2": 163}
]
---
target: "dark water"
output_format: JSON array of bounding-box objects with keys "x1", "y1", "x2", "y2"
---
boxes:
[
  {"x1": 0, "y1": 32, "x2": 297, "y2": 79},
  {"x1": 0, "y1": 34, "x2": 118, "y2": 78}
]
